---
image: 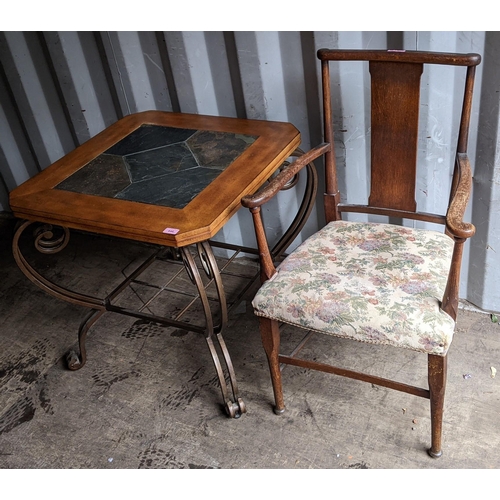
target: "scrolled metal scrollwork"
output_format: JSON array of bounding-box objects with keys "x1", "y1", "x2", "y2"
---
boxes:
[
  {"x1": 33, "y1": 224, "x2": 70, "y2": 254},
  {"x1": 12, "y1": 220, "x2": 104, "y2": 309}
]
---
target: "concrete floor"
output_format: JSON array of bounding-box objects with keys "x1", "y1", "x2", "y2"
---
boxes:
[{"x1": 1, "y1": 215, "x2": 500, "y2": 469}]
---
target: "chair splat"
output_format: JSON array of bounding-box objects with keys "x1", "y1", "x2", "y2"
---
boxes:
[{"x1": 368, "y1": 61, "x2": 422, "y2": 212}]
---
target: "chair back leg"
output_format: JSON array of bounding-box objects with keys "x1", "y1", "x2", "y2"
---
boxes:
[{"x1": 428, "y1": 354, "x2": 448, "y2": 458}]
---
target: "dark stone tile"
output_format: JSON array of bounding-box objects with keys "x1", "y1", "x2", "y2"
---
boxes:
[
  {"x1": 115, "y1": 167, "x2": 221, "y2": 208},
  {"x1": 187, "y1": 131, "x2": 257, "y2": 168},
  {"x1": 125, "y1": 143, "x2": 198, "y2": 183},
  {"x1": 55, "y1": 155, "x2": 131, "y2": 197},
  {"x1": 105, "y1": 125, "x2": 196, "y2": 156}
]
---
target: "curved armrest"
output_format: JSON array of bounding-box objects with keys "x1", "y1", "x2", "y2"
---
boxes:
[
  {"x1": 446, "y1": 153, "x2": 476, "y2": 239},
  {"x1": 241, "y1": 143, "x2": 330, "y2": 209}
]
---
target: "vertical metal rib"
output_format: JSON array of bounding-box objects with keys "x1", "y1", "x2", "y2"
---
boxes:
[{"x1": 271, "y1": 150, "x2": 318, "y2": 259}]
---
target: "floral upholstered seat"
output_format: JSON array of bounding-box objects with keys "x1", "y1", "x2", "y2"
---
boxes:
[{"x1": 252, "y1": 221, "x2": 455, "y2": 356}]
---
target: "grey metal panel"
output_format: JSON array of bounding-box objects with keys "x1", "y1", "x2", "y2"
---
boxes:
[
  {"x1": 42, "y1": 31, "x2": 118, "y2": 143},
  {"x1": 0, "y1": 30, "x2": 496, "y2": 310},
  {"x1": 0, "y1": 32, "x2": 76, "y2": 168},
  {"x1": 100, "y1": 31, "x2": 173, "y2": 115},
  {"x1": 164, "y1": 31, "x2": 232, "y2": 116},
  {"x1": 468, "y1": 31, "x2": 500, "y2": 312},
  {"x1": 0, "y1": 63, "x2": 40, "y2": 188}
]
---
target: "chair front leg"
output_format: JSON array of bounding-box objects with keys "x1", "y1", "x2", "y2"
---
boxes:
[
  {"x1": 259, "y1": 317, "x2": 285, "y2": 414},
  {"x1": 428, "y1": 353, "x2": 447, "y2": 458}
]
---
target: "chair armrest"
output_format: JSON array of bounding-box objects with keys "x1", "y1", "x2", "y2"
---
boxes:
[
  {"x1": 241, "y1": 143, "x2": 330, "y2": 209},
  {"x1": 446, "y1": 153, "x2": 476, "y2": 239}
]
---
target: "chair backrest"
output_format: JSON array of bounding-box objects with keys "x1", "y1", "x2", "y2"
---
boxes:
[{"x1": 318, "y1": 49, "x2": 481, "y2": 225}]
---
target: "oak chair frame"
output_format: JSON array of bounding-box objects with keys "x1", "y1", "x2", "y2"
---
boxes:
[{"x1": 242, "y1": 49, "x2": 481, "y2": 457}]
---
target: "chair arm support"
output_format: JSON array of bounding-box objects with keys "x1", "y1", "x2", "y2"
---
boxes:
[
  {"x1": 446, "y1": 153, "x2": 476, "y2": 240},
  {"x1": 441, "y1": 154, "x2": 475, "y2": 319},
  {"x1": 241, "y1": 143, "x2": 330, "y2": 209}
]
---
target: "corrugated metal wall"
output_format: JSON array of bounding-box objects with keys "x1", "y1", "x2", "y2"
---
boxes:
[{"x1": 1, "y1": 31, "x2": 499, "y2": 312}]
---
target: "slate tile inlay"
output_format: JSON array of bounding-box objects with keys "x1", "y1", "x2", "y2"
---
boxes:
[
  {"x1": 125, "y1": 143, "x2": 198, "y2": 183},
  {"x1": 55, "y1": 124, "x2": 258, "y2": 209},
  {"x1": 55, "y1": 155, "x2": 131, "y2": 198}
]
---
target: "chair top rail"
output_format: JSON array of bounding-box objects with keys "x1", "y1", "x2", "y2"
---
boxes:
[{"x1": 317, "y1": 49, "x2": 481, "y2": 67}]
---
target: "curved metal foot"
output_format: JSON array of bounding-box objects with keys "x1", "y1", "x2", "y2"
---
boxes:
[
  {"x1": 427, "y1": 448, "x2": 443, "y2": 458},
  {"x1": 66, "y1": 350, "x2": 83, "y2": 371},
  {"x1": 66, "y1": 309, "x2": 105, "y2": 372},
  {"x1": 273, "y1": 406, "x2": 286, "y2": 415},
  {"x1": 237, "y1": 397, "x2": 246, "y2": 414},
  {"x1": 225, "y1": 397, "x2": 247, "y2": 418}
]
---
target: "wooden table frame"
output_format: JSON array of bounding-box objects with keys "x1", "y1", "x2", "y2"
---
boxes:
[{"x1": 9, "y1": 111, "x2": 317, "y2": 418}]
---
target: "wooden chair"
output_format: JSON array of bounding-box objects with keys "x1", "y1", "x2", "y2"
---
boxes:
[{"x1": 241, "y1": 49, "x2": 481, "y2": 457}]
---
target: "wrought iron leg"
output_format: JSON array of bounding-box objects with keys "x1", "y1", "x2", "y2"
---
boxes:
[
  {"x1": 13, "y1": 221, "x2": 107, "y2": 369},
  {"x1": 181, "y1": 243, "x2": 246, "y2": 418}
]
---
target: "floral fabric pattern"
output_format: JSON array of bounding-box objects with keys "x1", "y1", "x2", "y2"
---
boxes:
[{"x1": 252, "y1": 221, "x2": 456, "y2": 356}]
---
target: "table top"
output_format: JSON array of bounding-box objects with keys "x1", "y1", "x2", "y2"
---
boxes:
[{"x1": 10, "y1": 111, "x2": 301, "y2": 247}]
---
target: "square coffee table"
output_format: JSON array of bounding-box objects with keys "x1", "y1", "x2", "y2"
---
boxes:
[{"x1": 9, "y1": 110, "x2": 308, "y2": 418}]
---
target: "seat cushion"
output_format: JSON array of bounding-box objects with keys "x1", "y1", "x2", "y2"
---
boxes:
[{"x1": 252, "y1": 220, "x2": 456, "y2": 355}]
